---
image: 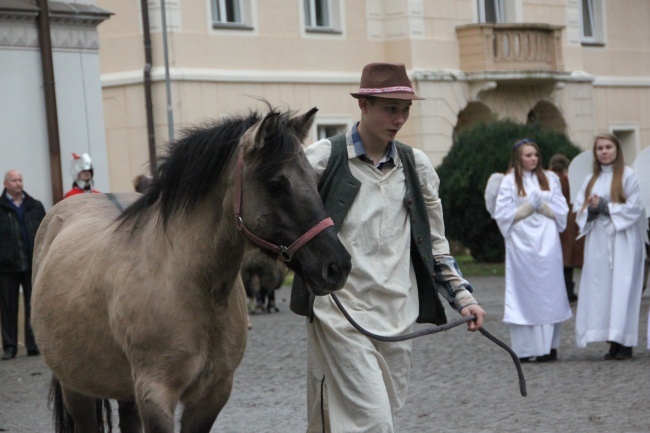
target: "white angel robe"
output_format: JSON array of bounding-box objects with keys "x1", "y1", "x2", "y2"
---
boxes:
[
  {"x1": 494, "y1": 171, "x2": 572, "y2": 357},
  {"x1": 574, "y1": 165, "x2": 646, "y2": 348}
]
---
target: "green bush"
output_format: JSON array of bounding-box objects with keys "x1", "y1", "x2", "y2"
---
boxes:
[{"x1": 436, "y1": 120, "x2": 581, "y2": 263}]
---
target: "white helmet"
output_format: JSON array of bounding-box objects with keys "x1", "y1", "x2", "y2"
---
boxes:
[{"x1": 69, "y1": 152, "x2": 94, "y2": 189}]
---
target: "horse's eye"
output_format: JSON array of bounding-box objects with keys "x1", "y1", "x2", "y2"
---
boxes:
[{"x1": 266, "y1": 179, "x2": 286, "y2": 194}]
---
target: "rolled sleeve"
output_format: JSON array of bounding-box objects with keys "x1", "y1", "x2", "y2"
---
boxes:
[
  {"x1": 433, "y1": 255, "x2": 477, "y2": 311},
  {"x1": 411, "y1": 149, "x2": 476, "y2": 311}
]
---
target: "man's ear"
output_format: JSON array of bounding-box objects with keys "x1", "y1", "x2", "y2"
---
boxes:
[{"x1": 358, "y1": 98, "x2": 368, "y2": 113}]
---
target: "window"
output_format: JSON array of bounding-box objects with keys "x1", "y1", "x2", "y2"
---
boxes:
[
  {"x1": 214, "y1": 0, "x2": 240, "y2": 23},
  {"x1": 579, "y1": 0, "x2": 605, "y2": 45},
  {"x1": 477, "y1": 0, "x2": 505, "y2": 23},
  {"x1": 305, "y1": 0, "x2": 329, "y2": 28},
  {"x1": 581, "y1": 0, "x2": 595, "y2": 39},
  {"x1": 611, "y1": 127, "x2": 639, "y2": 166},
  {"x1": 317, "y1": 124, "x2": 345, "y2": 140},
  {"x1": 211, "y1": 0, "x2": 252, "y2": 29},
  {"x1": 304, "y1": 0, "x2": 342, "y2": 34}
]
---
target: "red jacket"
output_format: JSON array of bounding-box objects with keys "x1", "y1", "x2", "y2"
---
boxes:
[{"x1": 64, "y1": 186, "x2": 101, "y2": 198}]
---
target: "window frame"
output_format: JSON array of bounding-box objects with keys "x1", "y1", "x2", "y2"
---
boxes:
[
  {"x1": 477, "y1": 0, "x2": 505, "y2": 23},
  {"x1": 317, "y1": 124, "x2": 346, "y2": 140},
  {"x1": 211, "y1": 0, "x2": 253, "y2": 30},
  {"x1": 303, "y1": 0, "x2": 342, "y2": 35},
  {"x1": 309, "y1": 116, "x2": 352, "y2": 143},
  {"x1": 579, "y1": 0, "x2": 606, "y2": 46}
]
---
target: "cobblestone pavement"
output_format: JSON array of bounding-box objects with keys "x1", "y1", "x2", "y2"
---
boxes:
[{"x1": 2, "y1": 275, "x2": 650, "y2": 432}]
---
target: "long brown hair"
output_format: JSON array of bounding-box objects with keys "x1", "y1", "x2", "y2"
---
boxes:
[
  {"x1": 509, "y1": 139, "x2": 549, "y2": 196},
  {"x1": 582, "y1": 133, "x2": 626, "y2": 210}
]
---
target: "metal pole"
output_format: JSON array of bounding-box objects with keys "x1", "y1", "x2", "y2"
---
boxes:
[
  {"x1": 160, "y1": 0, "x2": 174, "y2": 142},
  {"x1": 141, "y1": 0, "x2": 157, "y2": 172},
  {"x1": 35, "y1": 0, "x2": 63, "y2": 204}
]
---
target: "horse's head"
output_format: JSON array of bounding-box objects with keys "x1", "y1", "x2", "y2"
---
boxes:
[{"x1": 237, "y1": 108, "x2": 351, "y2": 296}]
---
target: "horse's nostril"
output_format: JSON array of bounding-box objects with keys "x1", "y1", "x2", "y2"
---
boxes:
[{"x1": 326, "y1": 263, "x2": 340, "y2": 281}]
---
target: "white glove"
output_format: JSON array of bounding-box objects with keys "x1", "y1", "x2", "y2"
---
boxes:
[
  {"x1": 528, "y1": 190, "x2": 542, "y2": 210},
  {"x1": 540, "y1": 190, "x2": 552, "y2": 201}
]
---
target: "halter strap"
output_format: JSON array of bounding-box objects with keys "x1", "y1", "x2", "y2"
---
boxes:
[{"x1": 234, "y1": 150, "x2": 333, "y2": 262}]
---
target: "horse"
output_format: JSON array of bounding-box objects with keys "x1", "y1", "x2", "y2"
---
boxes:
[
  {"x1": 31, "y1": 107, "x2": 351, "y2": 433},
  {"x1": 241, "y1": 247, "x2": 288, "y2": 313}
]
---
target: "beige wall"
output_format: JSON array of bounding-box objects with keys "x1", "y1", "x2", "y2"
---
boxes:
[{"x1": 97, "y1": 0, "x2": 650, "y2": 192}]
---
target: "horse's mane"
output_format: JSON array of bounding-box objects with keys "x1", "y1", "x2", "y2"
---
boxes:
[{"x1": 117, "y1": 108, "x2": 302, "y2": 229}]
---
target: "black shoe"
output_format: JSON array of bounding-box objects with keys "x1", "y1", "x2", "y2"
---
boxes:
[
  {"x1": 1, "y1": 349, "x2": 16, "y2": 360},
  {"x1": 615, "y1": 346, "x2": 632, "y2": 360},
  {"x1": 536, "y1": 349, "x2": 558, "y2": 362},
  {"x1": 519, "y1": 357, "x2": 531, "y2": 363},
  {"x1": 27, "y1": 349, "x2": 40, "y2": 357},
  {"x1": 605, "y1": 342, "x2": 620, "y2": 360}
]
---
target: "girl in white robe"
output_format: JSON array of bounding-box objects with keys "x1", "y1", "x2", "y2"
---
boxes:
[
  {"x1": 574, "y1": 133, "x2": 646, "y2": 360},
  {"x1": 494, "y1": 139, "x2": 572, "y2": 361}
]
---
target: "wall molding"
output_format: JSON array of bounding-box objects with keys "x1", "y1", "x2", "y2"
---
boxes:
[
  {"x1": 593, "y1": 76, "x2": 650, "y2": 87},
  {"x1": 102, "y1": 67, "x2": 361, "y2": 88}
]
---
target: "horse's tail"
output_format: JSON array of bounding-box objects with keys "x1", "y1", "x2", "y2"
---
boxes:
[
  {"x1": 48, "y1": 377, "x2": 73, "y2": 433},
  {"x1": 48, "y1": 376, "x2": 113, "y2": 433}
]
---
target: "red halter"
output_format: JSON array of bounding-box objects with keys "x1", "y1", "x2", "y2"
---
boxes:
[{"x1": 234, "y1": 151, "x2": 334, "y2": 262}]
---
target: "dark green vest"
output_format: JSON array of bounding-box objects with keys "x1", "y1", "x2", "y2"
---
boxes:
[{"x1": 290, "y1": 134, "x2": 448, "y2": 325}]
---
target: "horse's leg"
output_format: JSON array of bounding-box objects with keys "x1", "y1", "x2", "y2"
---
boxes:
[
  {"x1": 117, "y1": 400, "x2": 141, "y2": 433},
  {"x1": 60, "y1": 386, "x2": 104, "y2": 433},
  {"x1": 267, "y1": 289, "x2": 279, "y2": 313},
  {"x1": 179, "y1": 377, "x2": 234, "y2": 433},
  {"x1": 134, "y1": 379, "x2": 177, "y2": 433}
]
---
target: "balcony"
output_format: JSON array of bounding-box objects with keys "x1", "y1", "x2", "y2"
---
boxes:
[{"x1": 456, "y1": 23, "x2": 564, "y2": 73}]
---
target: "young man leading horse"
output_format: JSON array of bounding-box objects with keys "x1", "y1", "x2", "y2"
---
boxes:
[{"x1": 291, "y1": 62, "x2": 486, "y2": 433}]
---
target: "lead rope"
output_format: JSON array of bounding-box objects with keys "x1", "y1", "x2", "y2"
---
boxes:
[{"x1": 330, "y1": 292, "x2": 527, "y2": 397}]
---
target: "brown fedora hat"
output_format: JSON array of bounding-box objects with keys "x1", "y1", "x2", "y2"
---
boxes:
[{"x1": 350, "y1": 63, "x2": 424, "y2": 100}]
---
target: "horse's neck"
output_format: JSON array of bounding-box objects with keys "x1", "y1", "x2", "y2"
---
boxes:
[{"x1": 160, "y1": 182, "x2": 245, "y2": 292}]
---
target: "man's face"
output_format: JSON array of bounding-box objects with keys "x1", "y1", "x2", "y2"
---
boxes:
[
  {"x1": 359, "y1": 97, "x2": 412, "y2": 145},
  {"x1": 4, "y1": 171, "x2": 23, "y2": 196}
]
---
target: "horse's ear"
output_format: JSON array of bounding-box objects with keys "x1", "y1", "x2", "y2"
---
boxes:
[
  {"x1": 254, "y1": 112, "x2": 281, "y2": 150},
  {"x1": 289, "y1": 107, "x2": 318, "y2": 142}
]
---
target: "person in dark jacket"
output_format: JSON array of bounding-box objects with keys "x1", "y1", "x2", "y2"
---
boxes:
[
  {"x1": 0, "y1": 170, "x2": 46, "y2": 360},
  {"x1": 549, "y1": 154, "x2": 584, "y2": 302}
]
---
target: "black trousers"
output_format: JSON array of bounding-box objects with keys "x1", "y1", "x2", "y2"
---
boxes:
[{"x1": 0, "y1": 271, "x2": 38, "y2": 354}]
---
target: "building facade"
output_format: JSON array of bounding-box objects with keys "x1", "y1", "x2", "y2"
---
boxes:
[
  {"x1": 0, "y1": 0, "x2": 111, "y2": 208},
  {"x1": 96, "y1": 0, "x2": 649, "y2": 192}
]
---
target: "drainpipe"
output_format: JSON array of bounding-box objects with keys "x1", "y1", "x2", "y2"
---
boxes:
[
  {"x1": 160, "y1": 0, "x2": 174, "y2": 142},
  {"x1": 35, "y1": 0, "x2": 63, "y2": 204},
  {"x1": 141, "y1": 0, "x2": 157, "y2": 172}
]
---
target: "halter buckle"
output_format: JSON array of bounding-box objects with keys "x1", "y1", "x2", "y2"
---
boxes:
[{"x1": 278, "y1": 246, "x2": 293, "y2": 262}]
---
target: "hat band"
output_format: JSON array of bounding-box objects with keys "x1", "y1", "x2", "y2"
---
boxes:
[{"x1": 356, "y1": 86, "x2": 415, "y2": 95}]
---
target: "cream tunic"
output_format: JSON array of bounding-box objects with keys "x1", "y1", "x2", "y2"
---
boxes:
[
  {"x1": 494, "y1": 170, "x2": 572, "y2": 357},
  {"x1": 574, "y1": 165, "x2": 646, "y2": 348},
  {"x1": 304, "y1": 138, "x2": 473, "y2": 433}
]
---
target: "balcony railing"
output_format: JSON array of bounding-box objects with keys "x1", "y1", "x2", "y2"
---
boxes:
[{"x1": 456, "y1": 23, "x2": 564, "y2": 73}]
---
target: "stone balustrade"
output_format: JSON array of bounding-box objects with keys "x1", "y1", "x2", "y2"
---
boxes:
[{"x1": 456, "y1": 23, "x2": 564, "y2": 73}]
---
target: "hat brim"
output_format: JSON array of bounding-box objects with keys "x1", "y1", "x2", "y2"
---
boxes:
[{"x1": 351, "y1": 92, "x2": 425, "y2": 100}]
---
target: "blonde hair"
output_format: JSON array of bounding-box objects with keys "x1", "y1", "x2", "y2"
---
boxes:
[
  {"x1": 509, "y1": 139, "x2": 549, "y2": 196},
  {"x1": 581, "y1": 133, "x2": 626, "y2": 211}
]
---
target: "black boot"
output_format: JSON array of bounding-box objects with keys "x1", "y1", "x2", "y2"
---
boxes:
[
  {"x1": 605, "y1": 342, "x2": 620, "y2": 360},
  {"x1": 615, "y1": 345, "x2": 633, "y2": 360},
  {"x1": 536, "y1": 349, "x2": 557, "y2": 362},
  {"x1": 566, "y1": 282, "x2": 578, "y2": 303}
]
